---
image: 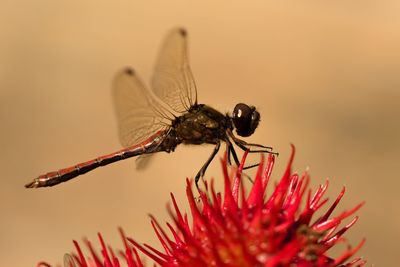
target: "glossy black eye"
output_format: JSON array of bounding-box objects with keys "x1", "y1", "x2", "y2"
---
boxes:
[{"x1": 232, "y1": 103, "x2": 260, "y2": 137}]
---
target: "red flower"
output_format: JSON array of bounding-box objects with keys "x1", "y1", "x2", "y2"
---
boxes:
[
  {"x1": 38, "y1": 229, "x2": 144, "y2": 267},
  {"x1": 130, "y1": 145, "x2": 366, "y2": 266},
  {"x1": 39, "y1": 145, "x2": 366, "y2": 267}
]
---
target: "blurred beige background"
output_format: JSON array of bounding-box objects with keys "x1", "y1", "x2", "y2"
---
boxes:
[{"x1": 1, "y1": 1, "x2": 399, "y2": 266}]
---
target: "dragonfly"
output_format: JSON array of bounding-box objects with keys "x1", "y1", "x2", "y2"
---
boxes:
[{"x1": 25, "y1": 28, "x2": 277, "y2": 189}]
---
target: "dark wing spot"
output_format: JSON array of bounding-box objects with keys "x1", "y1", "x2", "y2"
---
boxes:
[
  {"x1": 124, "y1": 67, "x2": 135, "y2": 76},
  {"x1": 178, "y1": 28, "x2": 187, "y2": 37}
]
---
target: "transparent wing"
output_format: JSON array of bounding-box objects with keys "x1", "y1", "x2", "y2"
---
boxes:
[
  {"x1": 113, "y1": 68, "x2": 172, "y2": 148},
  {"x1": 152, "y1": 28, "x2": 198, "y2": 114},
  {"x1": 135, "y1": 153, "x2": 156, "y2": 170}
]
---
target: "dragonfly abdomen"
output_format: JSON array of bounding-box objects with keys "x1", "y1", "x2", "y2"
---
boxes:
[{"x1": 25, "y1": 131, "x2": 166, "y2": 188}]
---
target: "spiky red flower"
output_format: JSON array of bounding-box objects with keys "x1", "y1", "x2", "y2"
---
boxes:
[
  {"x1": 38, "y1": 229, "x2": 144, "y2": 267},
  {"x1": 129, "y1": 146, "x2": 366, "y2": 267},
  {"x1": 39, "y1": 146, "x2": 366, "y2": 267}
]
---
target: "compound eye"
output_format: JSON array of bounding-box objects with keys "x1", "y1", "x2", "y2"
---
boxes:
[{"x1": 232, "y1": 103, "x2": 260, "y2": 137}]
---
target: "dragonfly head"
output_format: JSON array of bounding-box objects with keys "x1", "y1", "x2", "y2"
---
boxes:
[{"x1": 231, "y1": 103, "x2": 260, "y2": 137}]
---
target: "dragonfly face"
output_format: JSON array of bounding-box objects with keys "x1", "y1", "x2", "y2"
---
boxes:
[{"x1": 231, "y1": 103, "x2": 260, "y2": 137}]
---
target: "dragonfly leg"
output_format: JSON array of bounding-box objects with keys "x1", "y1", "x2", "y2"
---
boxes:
[
  {"x1": 226, "y1": 142, "x2": 232, "y2": 166},
  {"x1": 243, "y1": 162, "x2": 260, "y2": 170},
  {"x1": 225, "y1": 138, "x2": 259, "y2": 183},
  {"x1": 227, "y1": 129, "x2": 277, "y2": 155},
  {"x1": 226, "y1": 137, "x2": 272, "y2": 169},
  {"x1": 195, "y1": 141, "x2": 221, "y2": 190},
  {"x1": 233, "y1": 137, "x2": 279, "y2": 156},
  {"x1": 240, "y1": 142, "x2": 273, "y2": 151},
  {"x1": 226, "y1": 139, "x2": 240, "y2": 166}
]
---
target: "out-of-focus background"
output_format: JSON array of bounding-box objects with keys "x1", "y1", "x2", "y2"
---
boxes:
[{"x1": 1, "y1": 1, "x2": 399, "y2": 266}]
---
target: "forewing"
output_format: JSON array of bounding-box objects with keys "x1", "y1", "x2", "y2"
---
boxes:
[
  {"x1": 113, "y1": 68, "x2": 171, "y2": 148},
  {"x1": 152, "y1": 28, "x2": 197, "y2": 113}
]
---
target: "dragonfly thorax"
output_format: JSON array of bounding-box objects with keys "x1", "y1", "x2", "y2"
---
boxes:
[{"x1": 172, "y1": 104, "x2": 232, "y2": 145}]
